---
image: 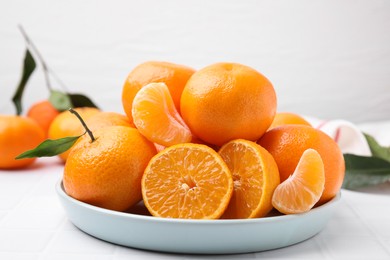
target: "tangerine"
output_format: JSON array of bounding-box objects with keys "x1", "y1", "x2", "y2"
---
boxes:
[
  {"x1": 0, "y1": 115, "x2": 45, "y2": 169},
  {"x1": 76, "y1": 111, "x2": 134, "y2": 133},
  {"x1": 142, "y1": 143, "x2": 233, "y2": 219},
  {"x1": 272, "y1": 149, "x2": 325, "y2": 214},
  {"x1": 122, "y1": 61, "x2": 195, "y2": 122},
  {"x1": 132, "y1": 82, "x2": 192, "y2": 147},
  {"x1": 269, "y1": 112, "x2": 311, "y2": 130},
  {"x1": 64, "y1": 126, "x2": 156, "y2": 211},
  {"x1": 218, "y1": 139, "x2": 280, "y2": 219},
  {"x1": 180, "y1": 62, "x2": 277, "y2": 146},
  {"x1": 258, "y1": 125, "x2": 345, "y2": 205},
  {"x1": 48, "y1": 107, "x2": 100, "y2": 161},
  {"x1": 27, "y1": 100, "x2": 60, "y2": 137}
]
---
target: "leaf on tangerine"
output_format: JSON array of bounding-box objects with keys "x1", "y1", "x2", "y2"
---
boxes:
[{"x1": 15, "y1": 135, "x2": 82, "y2": 159}]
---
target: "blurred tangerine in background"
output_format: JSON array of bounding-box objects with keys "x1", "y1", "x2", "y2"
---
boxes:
[
  {"x1": 77, "y1": 111, "x2": 134, "y2": 133},
  {"x1": 27, "y1": 100, "x2": 60, "y2": 137},
  {"x1": 0, "y1": 115, "x2": 45, "y2": 169},
  {"x1": 48, "y1": 107, "x2": 100, "y2": 161}
]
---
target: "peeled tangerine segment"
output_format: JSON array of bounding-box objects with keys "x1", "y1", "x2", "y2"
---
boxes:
[
  {"x1": 272, "y1": 149, "x2": 325, "y2": 214},
  {"x1": 132, "y1": 82, "x2": 192, "y2": 147},
  {"x1": 218, "y1": 139, "x2": 280, "y2": 219},
  {"x1": 142, "y1": 143, "x2": 233, "y2": 219}
]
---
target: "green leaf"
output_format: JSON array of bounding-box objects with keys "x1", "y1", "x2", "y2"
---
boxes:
[
  {"x1": 364, "y1": 133, "x2": 390, "y2": 162},
  {"x1": 15, "y1": 135, "x2": 82, "y2": 159},
  {"x1": 49, "y1": 90, "x2": 73, "y2": 111},
  {"x1": 12, "y1": 49, "x2": 36, "y2": 115},
  {"x1": 69, "y1": 93, "x2": 99, "y2": 109},
  {"x1": 342, "y1": 154, "x2": 390, "y2": 190}
]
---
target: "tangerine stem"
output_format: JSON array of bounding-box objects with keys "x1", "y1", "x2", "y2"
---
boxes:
[
  {"x1": 18, "y1": 24, "x2": 53, "y2": 92},
  {"x1": 69, "y1": 108, "x2": 96, "y2": 142}
]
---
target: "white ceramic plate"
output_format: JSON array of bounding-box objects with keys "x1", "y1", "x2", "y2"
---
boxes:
[{"x1": 56, "y1": 180, "x2": 340, "y2": 254}]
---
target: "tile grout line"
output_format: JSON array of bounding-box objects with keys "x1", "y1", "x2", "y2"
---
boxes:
[
  {"x1": 313, "y1": 235, "x2": 334, "y2": 260},
  {"x1": 0, "y1": 174, "x2": 45, "y2": 228},
  {"x1": 313, "y1": 197, "x2": 362, "y2": 260},
  {"x1": 38, "y1": 216, "x2": 68, "y2": 259},
  {"x1": 344, "y1": 196, "x2": 390, "y2": 256}
]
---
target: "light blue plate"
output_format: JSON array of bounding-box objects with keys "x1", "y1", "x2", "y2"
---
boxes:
[{"x1": 56, "y1": 180, "x2": 340, "y2": 254}]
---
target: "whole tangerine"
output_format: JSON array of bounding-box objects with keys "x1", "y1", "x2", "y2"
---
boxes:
[
  {"x1": 180, "y1": 62, "x2": 277, "y2": 146},
  {"x1": 27, "y1": 100, "x2": 60, "y2": 137},
  {"x1": 258, "y1": 125, "x2": 345, "y2": 205},
  {"x1": 48, "y1": 107, "x2": 100, "y2": 161},
  {"x1": 269, "y1": 112, "x2": 311, "y2": 130},
  {"x1": 0, "y1": 115, "x2": 45, "y2": 169},
  {"x1": 64, "y1": 126, "x2": 157, "y2": 211}
]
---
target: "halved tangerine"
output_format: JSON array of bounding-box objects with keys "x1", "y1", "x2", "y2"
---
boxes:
[
  {"x1": 132, "y1": 82, "x2": 192, "y2": 147},
  {"x1": 218, "y1": 139, "x2": 280, "y2": 219},
  {"x1": 141, "y1": 143, "x2": 233, "y2": 219},
  {"x1": 272, "y1": 149, "x2": 325, "y2": 214}
]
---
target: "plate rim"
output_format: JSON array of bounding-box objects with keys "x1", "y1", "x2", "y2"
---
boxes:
[{"x1": 56, "y1": 178, "x2": 341, "y2": 225}]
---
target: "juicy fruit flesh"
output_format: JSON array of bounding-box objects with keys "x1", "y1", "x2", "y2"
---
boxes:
[
  {"x1": 218, "y1": 139, "x2": 280, "y2": 219},
  {"x1": 132, "y1": 83, "x2": 192, "y2": 147},
  {"x1": 142, "y1": 144, "x2": 233, "y2": 219},
  {"x1": 272, "y1": 149, "x2": 325, "y2": 214}
]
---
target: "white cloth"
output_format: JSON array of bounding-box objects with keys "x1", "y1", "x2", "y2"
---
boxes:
[{"x1": 309, "y1": 118, "x2": 372, "y2": 156}]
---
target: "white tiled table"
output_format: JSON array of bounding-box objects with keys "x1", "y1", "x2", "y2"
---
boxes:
[{"x1": 1, "y1": 156, "x2": 390, "y2": 260}]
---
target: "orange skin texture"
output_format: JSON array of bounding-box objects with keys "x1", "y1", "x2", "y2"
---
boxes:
[
  {"x1": 27, "y1": 100, "x2": 60, "y2": 137},
  {"x1": 48, "y1": 107, "x2": 100, "y2": 161},
  {"x1": 122, "y1": 61, "x2": 195, "y2": 122},
  {"x1": 258, "y1": 125, "x2": 345, "y2": 205},
  {"x1": 0, "y1": 115, "x2": 45, "y2": 169},
  {"x1": 269, "y1": 112, "x2": 311, "y2": 130},
  {"x1": 180, "y1": 62, "x2": 277, "y2": 146},
  {"x1": 64, "y1": 126, "x2": 157, "y2": 212},
  {"x1": 76, "y1": 111, "x2": 134, "y2": 133}
]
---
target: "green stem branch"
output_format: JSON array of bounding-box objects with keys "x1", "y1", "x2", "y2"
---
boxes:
[
  {"x1": 69, "y1": 108, "x2": 96, "y2": 142},
  {"x1": 18, "y1": 24, "x2": 53, "y2": 92}
]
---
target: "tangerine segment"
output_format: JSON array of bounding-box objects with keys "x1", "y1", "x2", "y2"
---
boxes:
[
  {"x1": 218, "y1": 139, "x2": 280, "y2": 219},
  {"x1": 132, "y1": 83, "x2": 192, "y2": 147},
  {"x1": 258, "y1": 125, "x2": 344, "y2": 205},
  {"x1": 142, "y1": 143, "x2": 233, "y2": 219},
  {"x1": 122, "y1": 61, "x2": 195, "y2": 122},
  {"x1": 272, "y1": 149, "x2": 325, "y2": 214}
]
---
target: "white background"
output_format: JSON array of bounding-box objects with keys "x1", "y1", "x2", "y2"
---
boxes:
[{"x1": 1, "y1": 0, "x2": 389, "y2": 123}]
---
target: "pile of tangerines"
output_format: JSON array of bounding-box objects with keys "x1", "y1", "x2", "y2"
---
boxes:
[{"x1": 0, "y1": 61, "x2": 345, "y2": 219}]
